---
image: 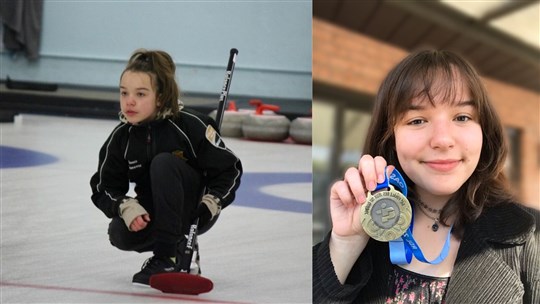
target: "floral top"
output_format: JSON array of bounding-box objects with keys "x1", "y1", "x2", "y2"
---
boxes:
[{"x1": 385, "y1": 266, "x2": 450, "y2": 304}]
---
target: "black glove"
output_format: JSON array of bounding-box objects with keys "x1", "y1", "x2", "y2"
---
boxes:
[{"x1": 194, "y1": 194, "x2": 221, "y2": 228}]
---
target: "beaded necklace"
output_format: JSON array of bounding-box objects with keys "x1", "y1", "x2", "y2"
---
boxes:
[{"x1": 416, "y1": 200, "x2": 442, "y2": 232}]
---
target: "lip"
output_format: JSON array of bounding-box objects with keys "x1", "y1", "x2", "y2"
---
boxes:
[
  {"x1": 125, "y1": 110, "x2": 137, "y2": 116},
  {"x1": 422, "y1": 159, "x2": 461, "y2": 172}
]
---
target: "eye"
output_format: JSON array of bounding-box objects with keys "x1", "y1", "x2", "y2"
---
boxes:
[
  {"x1": 137, "y1": 92, "x2": 146, "y2": 97},
  {"x1": 455, "y1": 115, "x2": 472, "y2": 122},
  {"x1": 407, "y1": 118, "x2": 426, "y2": 125},
  {"x1": 120, "y1": 91, "x2": 127, "y2": 97}
]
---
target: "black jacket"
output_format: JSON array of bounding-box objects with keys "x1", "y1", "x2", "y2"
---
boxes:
[
  {"x1": 90, "y1": 108, "x2": 242, "y2": 218},
  {"x1": 313, "y1": 203, "x2": 540, "y2": 303}
]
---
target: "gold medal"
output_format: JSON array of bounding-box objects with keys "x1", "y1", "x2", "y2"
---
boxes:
[{"x1": 361, "y1": 185, "x2": 412, "y2": 242}]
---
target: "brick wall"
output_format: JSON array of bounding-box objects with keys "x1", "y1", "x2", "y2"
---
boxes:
[{"x1": 313, "y1": 18, "x2": 540, "y2": 207}]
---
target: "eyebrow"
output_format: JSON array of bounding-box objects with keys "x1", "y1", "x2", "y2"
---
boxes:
[
  {"x1": 457, "y1": 100, "x2": 475, "y2": 107},
  {"x1": 119, "y1": 86, "x2": 150, "y2": 91},
  {"x1": 408, "y1": 100, "x2": 475, "y2": 110}
]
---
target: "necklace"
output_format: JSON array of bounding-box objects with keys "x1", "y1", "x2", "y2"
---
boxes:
[
  {"x1": 417, "y1": 199, "x2": 442, "y2": 214},
  {"x1": 416, "y1": 202, "x2": 440, "y2": 232}
]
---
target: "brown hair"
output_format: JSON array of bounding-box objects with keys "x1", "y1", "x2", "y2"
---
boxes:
[
  {"x1": 363, "y1": 50, "x2": 513, "y2": 236},
  {"x1": 120, "y1": 49, "x2": 181, "y2": 120}
]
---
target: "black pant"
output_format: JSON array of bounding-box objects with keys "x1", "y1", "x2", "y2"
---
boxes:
[{"x1": 108, "y1": 153, "x2": 202, "y2": 257}]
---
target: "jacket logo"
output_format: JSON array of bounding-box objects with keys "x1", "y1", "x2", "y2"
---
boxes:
[
  {"x1": 128, "y1": 160, "x2": 142, "y2": 170},
  {"x1": 206, "y1": 125, "x2": 223, "y2": 148}
]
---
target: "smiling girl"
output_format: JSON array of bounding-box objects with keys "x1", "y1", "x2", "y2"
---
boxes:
[
  {"x1": 90, "y1": 49, "x2": 242, "y2": 286},
  {"x1": 313, "y1": 50, "x2": 539, "y2": 303}
]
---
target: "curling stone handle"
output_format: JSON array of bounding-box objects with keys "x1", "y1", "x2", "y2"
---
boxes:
[
  {"x1": 255, "y1": 104, "x2": 280, "y2": 115},
  {"x1": 249, "y1": 99, "x2": 263, "y2": 107}
]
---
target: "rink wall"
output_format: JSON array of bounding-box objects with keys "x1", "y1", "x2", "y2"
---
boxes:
[{"x1": 1, "y1": 1, "x2": 312, "y2": 118}]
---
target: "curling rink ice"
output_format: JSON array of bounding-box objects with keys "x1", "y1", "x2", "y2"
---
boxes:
[{"x1": 1, "y1": 114, "x2": 312, "y2": 303}]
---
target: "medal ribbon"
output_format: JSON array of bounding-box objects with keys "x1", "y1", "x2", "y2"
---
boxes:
[{"x1": 382, "y1": 168, "x2": 452, "y2": 265}]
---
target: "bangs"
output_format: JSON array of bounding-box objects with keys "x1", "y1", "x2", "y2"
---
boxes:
[
  {"x1": 409, "y1": 66, "x2": 468, "y2": 107},
  {"x1": 390, "y1": 51, "x2": 484, "y2": 123}
]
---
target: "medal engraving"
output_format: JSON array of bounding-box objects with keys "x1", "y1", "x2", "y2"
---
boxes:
[{"x1": 361, "y1": 185, "x2": 412, "y2": 242}]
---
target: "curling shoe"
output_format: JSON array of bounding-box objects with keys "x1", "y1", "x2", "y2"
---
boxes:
[{"x1": 132, "y1": 256, "x2": 179, "y2": 286}]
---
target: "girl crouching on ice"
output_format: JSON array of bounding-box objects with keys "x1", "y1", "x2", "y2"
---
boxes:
[{"x1": 91, "y1": 49, "x2": 242, "y2": 286}]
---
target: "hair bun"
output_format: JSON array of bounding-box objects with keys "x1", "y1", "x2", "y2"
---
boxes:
[{"x1": 139, "y1": 53, "x2": 150, "y2": 63}]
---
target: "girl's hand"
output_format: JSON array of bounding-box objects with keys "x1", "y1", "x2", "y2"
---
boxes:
[
  {"x1": 329, "y1": 155, "x2": 393, "y2": 238},
  {"x1": 327, "y1": 155, "x2": 394, "y2": 284},
  {"x1": 130, "y1": 214, "x2": 150, "y2": 232}
]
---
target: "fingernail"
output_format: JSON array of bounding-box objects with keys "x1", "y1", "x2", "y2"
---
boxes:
[
  {"x1": 378, "y1": 174, "x2": 385, "y2": 183},
  {"x1": 369, "y1": 181, "x2": 377, "y2": 191}
]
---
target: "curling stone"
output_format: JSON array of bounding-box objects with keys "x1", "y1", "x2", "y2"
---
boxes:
[
  {"x1": 242, "y1": 103, "x2": 290, "y2": 142},
  {"x1": 208, "y1": 101, "x2": 247, "y2": 138},
  {"x1": 290, "y1": 116, "x2": 312, "y2": 144}
]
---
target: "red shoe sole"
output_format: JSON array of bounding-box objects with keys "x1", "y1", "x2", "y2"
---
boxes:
[{"x1": 150, "y1": 273, "x2": 213, "y2": 295}]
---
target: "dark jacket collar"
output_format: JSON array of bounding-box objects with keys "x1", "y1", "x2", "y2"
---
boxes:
[
  {"x1": 126, "y1": 118, "x2": 167, "y2": 129},
  {"x1": 471, "y1": 203, "x2": 536, "y2": 244}
]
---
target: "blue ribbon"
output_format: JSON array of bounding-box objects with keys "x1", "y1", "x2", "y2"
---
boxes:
[{"x1": 384, "y1": 168, "x2": 452, "y2": 265}]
